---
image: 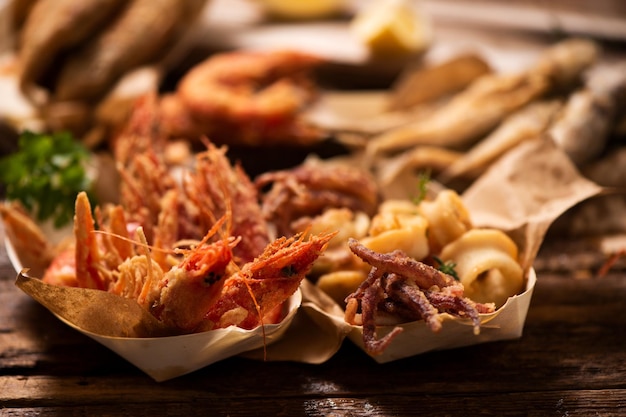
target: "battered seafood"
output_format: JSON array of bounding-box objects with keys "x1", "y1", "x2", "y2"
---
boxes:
[
  {"x1": 389, "y1": 53, "x2": 492, "y2": 110},
  {"x1": 255, "y1": 158, "x2": 380, "y2": 237},
  {"x1": 185, "y1": 140, "x2": 271, "y2": 263},
  {"x1": 112, "y1": 94, "x2": 272, "y2": 263},
  {"x1": 366, "y1": 38, "x2": 598, "y2": 157},
  {"x1": 0, "y1": 201, "x2": 56, "y2": 278},
  {"x1": 312, "y1": 187, "x2": 524, "y2": 354},
  {"x1": 344, "y1": 239, "x2": 495, "y2": 355},
  {"x1": 366, "y1": 71, "x2": 548, "y2": 156},
  {"x1": 55, "y1": 0, "x2": 208, "y2": 102},
  {"x1": 549, "y1": 62, "x2": 626, "y2": 166},
  {"x1": 16, "y1": 0, "x2": 207, "y2": 104},
  {"x1": 438, "y1": 100, "x2": 563, "y2": 183},
  {"x1": 39, "y1": 192, "x2": 334, "y2": 333},
  {"x1": 161, "y1": 50, "x2": 325, "y2": 146}
]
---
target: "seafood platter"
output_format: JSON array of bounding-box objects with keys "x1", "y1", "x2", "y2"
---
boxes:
[{"x1": 0, "y1": 0, "x2": 624, "y2": 380}]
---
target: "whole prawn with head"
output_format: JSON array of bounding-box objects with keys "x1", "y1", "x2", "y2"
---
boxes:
[
  {"x1": 36, "y1": 191, "x2": 237, "y2": 332},
  {"x1": 41, "y1": 191, "x2": 335, "y2": 334},
  {"x1": 123, "y1": 222, "x2": 336, "y2": 333}
]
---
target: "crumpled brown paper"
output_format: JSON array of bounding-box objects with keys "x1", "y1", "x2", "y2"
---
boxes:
[
  {"x1": 462, "y1": 137, "x2": 603, "y2": 272},
  {"x1": 16, "y1": 272, "x2": 172, "y2": 337}
]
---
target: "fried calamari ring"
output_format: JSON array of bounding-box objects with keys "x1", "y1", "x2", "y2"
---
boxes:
[
  {"x1": 419, "y1": 189, "x2": 472, "y2": 253},
  {"x1": 360, "y1": 208, "x2": 429, "y2": 262},
  {"x1": 439, "y1": 228, "x2": 524, "y2": 307}
]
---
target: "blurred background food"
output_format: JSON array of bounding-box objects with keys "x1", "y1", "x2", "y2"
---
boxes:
[
  {"x1": 257, "y1": 0, "x2": 346, "y2": 20},
  {"x1": 3, "y1": 0, "x2": 210, "y2": 139},
  {"x1": 350, "y1": 0, "x2": 431, "y2": 58},
  {"x1": 0, "y1": 0, "x2": 625, "y2": 272}
]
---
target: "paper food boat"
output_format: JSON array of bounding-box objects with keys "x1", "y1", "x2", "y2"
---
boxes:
[
  {"x1": 8, "y1": 235, "x2": 302, "y2": 382},
  {"x1": 13, "y1": 270, "x2": 301, "y2": 382},
  {"x1": 344, "y1": 269, "x2": 536, "y2": 363}
]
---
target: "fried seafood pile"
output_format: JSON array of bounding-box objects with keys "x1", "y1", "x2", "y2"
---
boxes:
[
  {"x1": 2, "y1": 86, "x2": 528, "y2": 352},
  {"x1": 255, "y1": 160, "x2": 525, "y2": 355},
  {"x1": 2, "y1": 95, "x2": 335, "y2": 334},
  {"x1": 337, "y1": 193, "x2": 523, "y2": 354},
  {"x1": 255, "y1": 157, "x2": 380, "y2": 237},
  {"x1": 5, "y1": 30, "x2": 618, "y2": 354},
  {"x1": 344, "y1": 239, "x2": 496, "y2": 355}
]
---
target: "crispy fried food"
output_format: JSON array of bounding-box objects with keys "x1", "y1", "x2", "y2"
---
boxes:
[
  {"x1": 366, "y1": 38, "x2": 598, "y2": 157},
  {"x1": 203, "y1": 230, "x2": 335, "y2": 330},
  {"x1": 439, "y1": 229, "x2": 524, "y2": 307},
  {"x1": 439, "y1": 100, "x2": 563, "y2": 183},
  {"x1": 344, "y1": 239, "x2": 495, "y2": 355},
  {"x1": 418, "y1": 189, "x2": 473, "y2": 253},
  {"x1": 45, "y1": 191, "x2": 249, "y2": 333},
  {"x1": 36, "y1": 181, "x2": 331, "y2": 334},
  {"x1": 256, "y1": 158, "x2": 380, "y2": 237},
  {"x1": 185, "y1": 141, "x2": 271, "y2": 264},
  {"x1": 110, "y1": 95, "x2": 272, "y2": 262},
  {"x1": 54, "y1": 0, "x2": 208, "y2": 103},
  {"x1": 111, "y1": 92, "x2": 170, "y2": 164},
  {"x1": 17, "y1": 0, "x2": 126, "y2": 102},
  {"x1": 117, "y1": 146, "x2": 179, "y2": 246},
  {"x1": 0, "y1": 201, "x2": 56, "y2": 278},
  {"x1": 549, "y1": 62, "x2": 626, "y2": 166},
  {"x1": 360, "y1": 200, "x2": 430, "y2": 261},
  {"x1": 389, "y1": 53, "x2": 492, "y2": 110},
  {"x1": 143, "y1": 220, "x2": 237, "y2": 332},
  {"x1": 531, "y1": 37, "x2": 600, "y2": 92},
  {"x1": 367, "y1": 71, "x2": 548, "y2": 156},
  {"x1": 161, "y1": 49, "x2": 325, "y2": 146}
]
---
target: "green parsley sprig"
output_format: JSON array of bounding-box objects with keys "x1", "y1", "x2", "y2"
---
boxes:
[
  {"x1": 0, "y1": 130, "x2": 94, "y2": 228},
  {"x1": 412, "y1": 169, "x2": 431, "y2": 205},
  {"x1": 433, "y1": 256, "x2": 459, "y2": 281}
]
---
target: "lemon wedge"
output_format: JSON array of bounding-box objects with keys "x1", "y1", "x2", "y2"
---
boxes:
[
  {"x1": 260, "y1": 0, "x2": 345, "y2": 20},
  {"x1": 350, "y1": 0, "x2": 432, "y2": 57}
]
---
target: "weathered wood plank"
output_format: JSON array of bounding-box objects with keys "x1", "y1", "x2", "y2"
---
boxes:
[{"x1": 1, "y1": 390, "x2": 625, "y2": 417}]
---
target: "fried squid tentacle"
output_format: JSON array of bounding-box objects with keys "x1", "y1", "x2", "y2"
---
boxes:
[
  {"x1": 345, "y1": 239, "x2": 495, "y2": 355},
  {"x1": 360, "y1": 278, "x2": 403, "y2": 356},
  {"x1": 385, "y1": 273, "x2": 442, "y2": 332},
  {"x1": 348, "y1": 238, "x2": 456, "y2": 289}
]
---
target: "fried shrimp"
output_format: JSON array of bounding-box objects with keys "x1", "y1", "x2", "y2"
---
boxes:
[{"x1": 162, "y1": 49, "x2": 325, "y2": 146}]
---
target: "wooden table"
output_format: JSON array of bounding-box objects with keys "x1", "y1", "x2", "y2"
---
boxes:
[{"x1": 1, "y1": 222, "x2": 625, "y2": 417}]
